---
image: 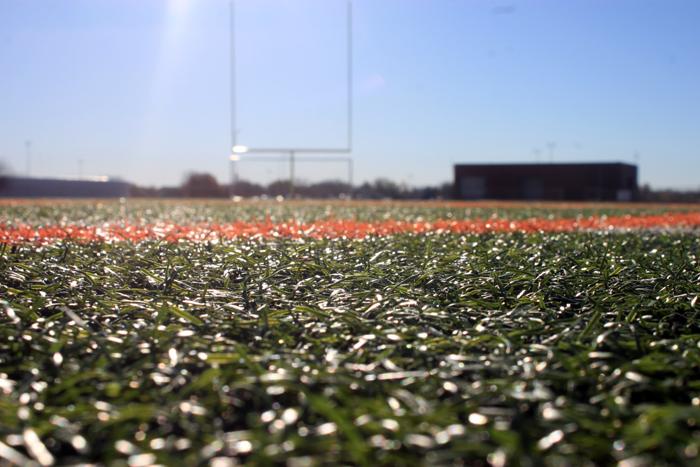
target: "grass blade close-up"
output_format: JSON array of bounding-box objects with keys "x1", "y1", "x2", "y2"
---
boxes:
[
  {"x1": 1, "y1": 200, "x2": 699, "y2": 465},
  {"x1": 4, "y1": 0, "x2": 700, "y2": 464}
]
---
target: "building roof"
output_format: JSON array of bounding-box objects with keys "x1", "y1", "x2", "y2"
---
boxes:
[{"x1": 455, "y1": 161, "x2": 636, "y2": 169}]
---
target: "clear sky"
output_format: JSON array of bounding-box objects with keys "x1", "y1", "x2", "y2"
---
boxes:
[{"x1": 1, "y1": 0, "x2": 699, "y2": 189}]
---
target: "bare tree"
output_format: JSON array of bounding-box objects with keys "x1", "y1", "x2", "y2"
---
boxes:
[{"x1": 181, "y1": 172, "x2": 225, "y2": 198}]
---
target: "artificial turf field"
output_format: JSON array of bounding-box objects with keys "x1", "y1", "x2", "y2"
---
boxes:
[{"x1": 1, "y1": 200, "x2": 699, "y2": 466}]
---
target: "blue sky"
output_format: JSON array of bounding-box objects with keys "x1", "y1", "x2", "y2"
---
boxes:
[{"x1": 1, "y1": 0, "x2": 699, "y2": 189}]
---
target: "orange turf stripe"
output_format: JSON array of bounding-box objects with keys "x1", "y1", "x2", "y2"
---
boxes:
[{"x1": 1, "y1": 212, "x2": 699, "y2": 244}]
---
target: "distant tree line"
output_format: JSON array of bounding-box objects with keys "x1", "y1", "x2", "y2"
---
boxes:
[
  {"x1": 129, "y1": 173, "x2": 700, "y2": 202},
  {"x1": 637, "y1": 184, "x2": 700, "y2": 203},
  {"x1": 128, "y1": 172, "x2": 456, "y2": 200},
  {"x1": 3, "y1": 157, "x2": 700, "y2": 202}
]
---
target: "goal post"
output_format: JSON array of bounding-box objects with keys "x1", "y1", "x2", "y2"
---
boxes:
[{"x1": 228, "y1": 0, "x2": 354, "y2": 197}]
